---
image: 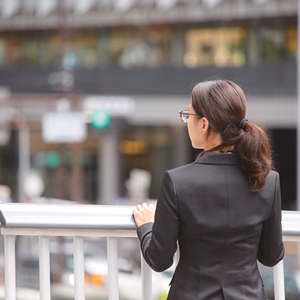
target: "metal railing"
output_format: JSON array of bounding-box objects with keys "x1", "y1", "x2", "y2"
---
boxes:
[{"x1": 0, "y1": 203, "x2": 299, "y2": 300}]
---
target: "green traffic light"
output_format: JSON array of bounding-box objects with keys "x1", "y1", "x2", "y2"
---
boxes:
[
  {"x1": 90, "y1": 109, "x2": 111, "y2": 129},
  {"x1": 46, "y1": 151, "x2": 61, "y2": 168}
]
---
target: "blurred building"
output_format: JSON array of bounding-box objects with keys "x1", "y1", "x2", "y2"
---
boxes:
[{"x1": 0, "y1": 0, "x2": 297, "y2": 208}]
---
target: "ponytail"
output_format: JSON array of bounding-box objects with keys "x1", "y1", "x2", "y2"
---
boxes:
[
  {"x1": 200, "y1": 122, "x2": 274, "y2": 192},
  {"x1": 234, "y1": 123, "x2": 273, "y2": 192}
]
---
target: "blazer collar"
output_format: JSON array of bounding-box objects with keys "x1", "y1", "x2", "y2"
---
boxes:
[{"x1": 194, "y1": 151, "x2": 240, "y2": 166}]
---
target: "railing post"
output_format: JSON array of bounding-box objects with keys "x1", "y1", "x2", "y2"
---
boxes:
[
  {"x1": 74, "y1": 236, "x2": 85, "y2": 300},
  {"x1": 107, "y1": 237, "x2": 119, "y2": 300},
  {"x1": 141, "y1": 254, "x2": 152, "y2": 300},
  {"x1": 4, "y1": 235, "x2": 16, "y2": 300},
  {"x1": 273, "y1": 260, "x2": 285, "y2": 300},
  {"x1": 175, "y1": 244, "x2": 180, "y2": 265},
  {"x1": 39, "y1": 236, "x2": 51, "y2": 300}
]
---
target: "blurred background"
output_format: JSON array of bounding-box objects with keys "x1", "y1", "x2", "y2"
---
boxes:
[{"x1": 0, "y1": 0, "x2": 298, "y2": 299}]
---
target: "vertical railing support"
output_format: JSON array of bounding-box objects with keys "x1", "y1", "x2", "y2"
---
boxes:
[
  {"x1": 39, "y1": 236, "x2": 51, "y2": 300},
  {"x1": 273, "y1": 260, "x2": 285, "y2": 300},
  {"x1": 175, "y1": 244, "x2": 180, "y2": 265},
  {"x1": 107, "y1": 237, "x2": 119, "y2": 300},
  {"x1": 4, "y1": 235, "x2": 16, "y2": 300},
  {"x1": 74, "y1": 236, "x2": 85, "y2": 300},
  {"x1": 141, "y1": 254, "x2": 152, "y2": 300}
]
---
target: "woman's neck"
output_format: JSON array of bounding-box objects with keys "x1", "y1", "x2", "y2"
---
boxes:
[{"x1": 203, "y1": 131, "x2": 222, "y2": 151}]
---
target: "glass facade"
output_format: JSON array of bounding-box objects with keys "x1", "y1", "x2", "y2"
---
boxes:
[
  {"x1": 184, "y1": 27, "x2": 247, "y2": 68},
  {"x1": 256, "y1": 26, "x2": 297, "y2": 63},
  {"x1": 0, "y1": 19, "x2": 296, "y2": 69},
  {"x1": 110, "y1": 25, "x2": 171, "y2": 68}
]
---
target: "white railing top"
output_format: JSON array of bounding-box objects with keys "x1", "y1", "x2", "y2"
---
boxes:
[
  {"x1": 280, "y1": 210, "x2": 300, "y2": 237},
  {"x1": 0, "y1": 203, "x2": 136, "y2": 230},
  {"x1": 0, "y1": 203, "x2": 299, "y2": 237}
]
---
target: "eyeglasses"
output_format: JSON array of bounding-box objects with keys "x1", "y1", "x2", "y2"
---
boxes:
[{"x1": 179, "y1": 110, "x2": 198, "y2": 123}]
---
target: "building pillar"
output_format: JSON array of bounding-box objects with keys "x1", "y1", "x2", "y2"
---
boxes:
[
  {"x1": 71, "y1": 143, "x2": 83, "y2": 203},
  {"x1": 97, "y1": 128, "x2": 120, "y2": 204},
  {"x1": 247, "y1": 28, "x2": 260, "y2": 65},
  {"x1": 171, "y1": 26, "x2": 185, "y2": 67}
]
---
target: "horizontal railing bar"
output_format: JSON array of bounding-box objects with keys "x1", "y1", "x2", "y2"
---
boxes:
[
  {"x1": 282, "y1": 236, "x2": 300, "y2": 242},
  {"x1": 0, "y1": 203, "x2": 136, "y2": 230},
  {"x1": 282, "y1": 231, "x2": 300, "y2": 236},
  {"x1": 0, "y1": 205, "x2": 299, "y2": 244},
  {"x1": 0, "y1": 204, "x2": 299, "y2": 235},
  {"x1": 1, "y1": 228, "x2": 137, "y2": 237}
]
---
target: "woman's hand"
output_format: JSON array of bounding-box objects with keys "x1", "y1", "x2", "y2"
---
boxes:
[{"x1": 132, "y1": 202, "x2": 156, "y2": 227}]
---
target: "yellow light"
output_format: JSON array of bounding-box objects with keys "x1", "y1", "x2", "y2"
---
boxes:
[
  {"x1": 214, "y1": 46, "x2": 230, "y2": 67},
  {"x1": 184, "y1": 51, "x2": 198, "y2": 68},
  {"x1": 90, "y1": 274, "x2": 105, "y2": 286},
  {"x1": 119, "y1": 140, "x2": 148, "y2": 155},
  {"x1": 85, "y1": 272, "x2": 105, "y2": 287}
]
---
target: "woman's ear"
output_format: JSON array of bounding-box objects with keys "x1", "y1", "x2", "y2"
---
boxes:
[{"x1": 201, "y1": 117, "x2": 210, "y2": 134}]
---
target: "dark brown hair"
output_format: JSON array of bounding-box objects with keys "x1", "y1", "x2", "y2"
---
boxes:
[{"x1": 191, "y1": 79, "x2": 273, "y2": 192}]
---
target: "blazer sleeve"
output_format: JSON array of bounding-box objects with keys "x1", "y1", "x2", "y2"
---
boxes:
[
  {"x1": 257, "y1": 172, "x2": 285, "y2": 267},
  {"x1": 136, "y1": 170, "x2": 180, "y2": 272}
]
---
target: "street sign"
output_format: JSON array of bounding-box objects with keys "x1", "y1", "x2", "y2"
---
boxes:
[{"x1": 42, "y1": 112, "x2": 87, "y2": 143}]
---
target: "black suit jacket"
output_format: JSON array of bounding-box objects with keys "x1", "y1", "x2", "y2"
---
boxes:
[{"x1": 137, "y1": 152, "x2": 284, "y2": 300}]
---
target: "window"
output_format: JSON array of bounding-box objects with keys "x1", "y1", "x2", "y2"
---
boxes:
[
  {"x1": 110, "y1": 26, "x2": 171, "y2": 68},
  {"x1": 184, "y1": 27, "x2": 247, "y2": 68}
]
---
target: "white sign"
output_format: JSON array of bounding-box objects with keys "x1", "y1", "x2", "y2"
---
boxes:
[
  {"x1": 83, "y1": 96, "x2": 135, "y2": 117},
  {"x1": 42, "y1": 112, "x2": 87, "y2": 143}
]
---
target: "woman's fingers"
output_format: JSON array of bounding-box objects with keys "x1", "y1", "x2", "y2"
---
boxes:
[
  {"x1": 132, "y1": 202, "x2": 156, "y2": 227},
  {"x1": 149, "y1": 203, "x2": 155, "y2": 210},
  {"x1": 134, "y1": 203, "x2": 152, "y2": 212}
]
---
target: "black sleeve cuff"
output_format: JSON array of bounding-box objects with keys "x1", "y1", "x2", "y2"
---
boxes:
[{"x1": 137, "y1": 222, "x2": 154, "y2": 242}]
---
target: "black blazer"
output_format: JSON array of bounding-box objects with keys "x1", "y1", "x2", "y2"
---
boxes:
[{"x1": 137, "y1": 152, "x2": 284, "y2": 300}]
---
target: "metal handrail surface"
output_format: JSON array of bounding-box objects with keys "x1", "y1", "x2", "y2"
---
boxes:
[
  {"x1": 0, "y1": 203, "x2": 298, "y2": 234},
  {"x1": 0, "y1": 203, "x2": 136, "y2": 230}
]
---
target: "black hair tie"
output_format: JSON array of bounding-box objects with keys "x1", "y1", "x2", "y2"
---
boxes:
[
  {"x1": 222, "y1": 123, "x2": 231, "y2": 134},
  {"x1": 237, "y1": 118, "x2": 248, "y2": 130}
]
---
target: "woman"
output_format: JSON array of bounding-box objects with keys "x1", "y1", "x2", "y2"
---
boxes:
[{"x1": 132, "y1": 79, "x2": 284, "y2": 300}]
